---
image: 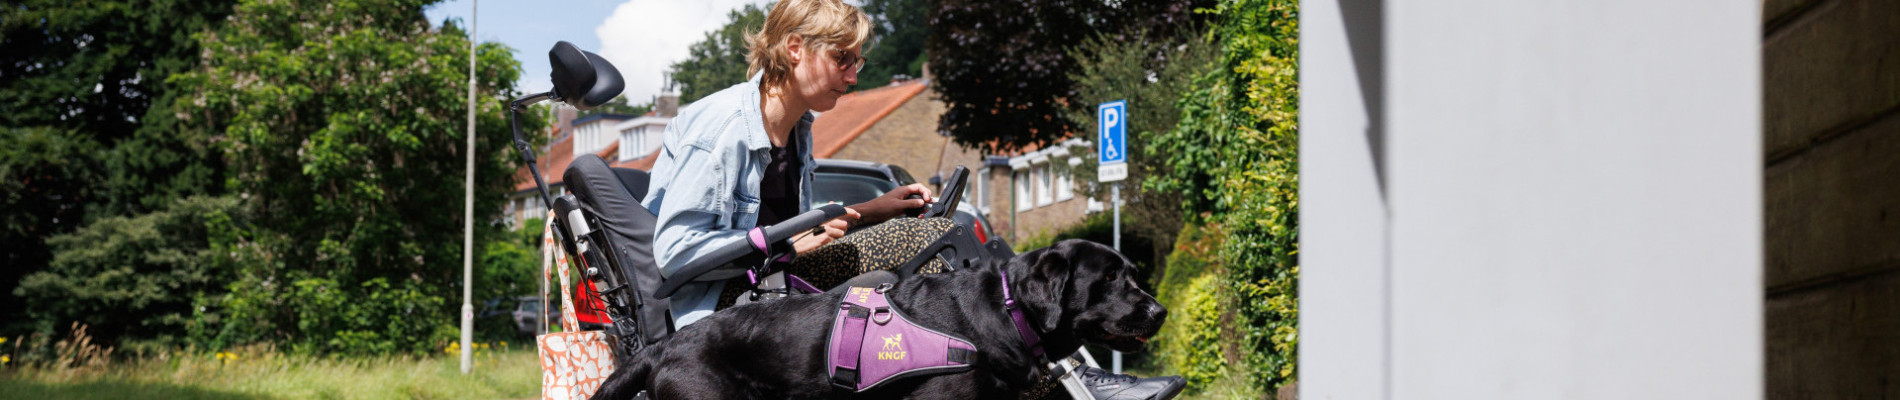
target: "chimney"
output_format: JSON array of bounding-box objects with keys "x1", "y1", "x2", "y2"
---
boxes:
[
  {"x1": 657, "y1": 90, "x2": 680, "y2": 117},
  {"x1": 657, "y1": 74, "x2": 682, "y2": 117},
  {"x1": 555, "y1": 106, "x2": 578, "y2": 139}
]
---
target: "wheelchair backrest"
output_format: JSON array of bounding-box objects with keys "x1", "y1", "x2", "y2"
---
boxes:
[{"x1": 561, "y1": 154, "x2": 672, "y2": 348}]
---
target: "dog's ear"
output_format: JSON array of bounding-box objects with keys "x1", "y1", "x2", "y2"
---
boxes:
[{"x1": 1017, "y1": 244, "x2": 1072, "y2": 330}]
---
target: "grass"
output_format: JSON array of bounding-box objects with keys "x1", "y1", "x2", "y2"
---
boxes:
[
  {"x1": 0, "y1": 343, "x2": 540, "y2": 400},
  {"x1": 1, "y1": 341, "x2": 1265, "y2": 400}
]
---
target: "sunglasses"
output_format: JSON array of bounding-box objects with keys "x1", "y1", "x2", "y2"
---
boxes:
[{"x1": 829, "y1": 49, "x2": 865, "y2": 74}]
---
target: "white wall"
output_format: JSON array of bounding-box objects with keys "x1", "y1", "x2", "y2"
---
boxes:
[
  {"x1": 616, "y1": 116, "x2": 669, "y2": 161},
  {"x1": 1302, "y1": 0, "x2": 1761, "y2": 399},
  {"x1": 1298, "y1": 0, "x2": 1389, "y2": 398}
]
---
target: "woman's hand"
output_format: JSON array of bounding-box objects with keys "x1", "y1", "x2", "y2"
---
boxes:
[
  {"x1": 792, "y1": 208, "x2": 858, "y2": 254},
  {"x1": 848, "y1": 183, "x2": 933, "y2": 226}
]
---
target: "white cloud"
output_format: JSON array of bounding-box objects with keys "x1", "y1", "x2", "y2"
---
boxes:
[{"x1": 595, "y1": 0, "x2": 766, "y2": 105}]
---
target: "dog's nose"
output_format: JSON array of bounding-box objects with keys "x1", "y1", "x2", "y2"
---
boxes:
[{"x1": 1147, "y1": 302, "x2": 1167, "y2": 322}]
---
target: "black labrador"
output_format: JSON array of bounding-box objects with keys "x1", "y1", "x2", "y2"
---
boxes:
[{"x1": 590, "y1": 239, "x2": 1168, "y2": 400}]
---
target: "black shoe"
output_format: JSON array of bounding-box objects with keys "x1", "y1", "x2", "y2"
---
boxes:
[{"x1": 1075, "y1": 365, "x2": 1187, "y2": 400}]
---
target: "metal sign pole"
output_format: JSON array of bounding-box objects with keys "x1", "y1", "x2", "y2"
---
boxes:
[
  {"x1": 1096, "y1": 99, "x2": 1128, "y2": 375},
  {"x1": 1112, "y1": 183, "x2": 1122, "y2": 375},
  {"x1": 460, "y1": 0, "x2": 477, "y2": 375}
]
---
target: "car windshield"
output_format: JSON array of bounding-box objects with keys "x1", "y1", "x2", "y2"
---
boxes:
[
  {"x1": 811, "y1": 172, "x2": 897, "y2": 209},
  {"x1": 518, "y1": 299, "x2": 544, "y2": 313}
]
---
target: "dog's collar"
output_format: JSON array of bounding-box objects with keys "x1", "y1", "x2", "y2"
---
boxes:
[{"x1": 1000, "y1": 272, "x2": 1045, "y2": 358}]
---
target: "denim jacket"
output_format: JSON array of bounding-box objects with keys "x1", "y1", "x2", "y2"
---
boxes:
[{"x1": 642, "y1": 74, "x2": 816, "y2": 327}]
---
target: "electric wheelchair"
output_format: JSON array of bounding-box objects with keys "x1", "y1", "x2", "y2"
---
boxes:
[
  {"x1": 515, "y1": 42, "x2": 1116, "y2": 400},
  {"x1": 513, "y1": 41, "x2": 993, "y2": 365}
]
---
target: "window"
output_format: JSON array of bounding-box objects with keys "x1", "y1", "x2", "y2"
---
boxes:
[
  {"x1": 576, "y1": 125, "x2": 591, "y2": 154},
  {"x1": 615, "y1": 122, "x2": 669, "y2": 161},
  {"x1": 1035, "y1": 163, "x2": 1053, "y2": 207},
  {"x1": 1055, "y1": 158, "x2": 1075, "y2": 201},
  {"x1": 522, "y1": 196, "x2": 543, "y2": 222},
  {"x1": 619, "y1": 126, "x2": 646, "y2": 161},
  {"x1": 1015, "y1": 170, "x2": 1032, "y2": 212},
  {"x1": 575, "y1": 125, "x2": 589, "y2": 154},
  {"x1": 575, "y1": 122, "x2": 615, "y2": 155},
  {"x1": 975, "y1": 167, "x2": 989, "y2": 212},
  {"x1": 504, "y1": 198, "x2": 516, "y2": 228}
]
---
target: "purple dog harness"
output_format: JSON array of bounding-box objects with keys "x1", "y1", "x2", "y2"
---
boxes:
[
  {"x1": 746, "y1": 227, "x2": 823, "y2": 294},
  {"x1": 826, "y1": 273, "x2": 1047, "y2": 392},
  {"x1": 827, "y1": 285, "x2": 979, "y2": 391}
]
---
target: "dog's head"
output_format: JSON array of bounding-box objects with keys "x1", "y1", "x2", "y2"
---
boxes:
[{"x1": 1011, "y1": 239, "x2": 1167, "y2": 353}]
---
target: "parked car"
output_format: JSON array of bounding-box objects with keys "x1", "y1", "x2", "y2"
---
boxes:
[
  {"x1": 814, "y1": 158, "x2": 919, "y2": 187},
  {"x1": 513, "y1": 296, "x2": 555, "y2": 336},
  {"x1": 476, "y1": 296, "x2": 511, "y2": 320},
  {"x1": 811, "y1": 159, "x2": 1013, "y2": 258}
]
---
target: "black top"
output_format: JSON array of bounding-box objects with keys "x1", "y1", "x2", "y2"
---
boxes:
[
  {"x1": 733, "y1": 135, "x2": 803, "y2": 271},
  {"x1": 757, "y1": 135, "x2": 802, "y2": 227}
]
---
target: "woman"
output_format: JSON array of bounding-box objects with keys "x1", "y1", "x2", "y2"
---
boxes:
[
  {"x1": 642, "y1": 0, "x2": 932, "y2": 328},
  {"x1": 641, "y1": 1, "x2": 1183, "y2": 398}
]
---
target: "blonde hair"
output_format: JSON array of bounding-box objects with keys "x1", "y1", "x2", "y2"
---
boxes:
[{"x1": 746, "y1": 0, "x2": 873, "y2": 89}]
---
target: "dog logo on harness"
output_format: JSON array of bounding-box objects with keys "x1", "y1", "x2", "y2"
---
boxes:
[{"x1": 877, "y1": 334, "x2": 906, "y2": 360}]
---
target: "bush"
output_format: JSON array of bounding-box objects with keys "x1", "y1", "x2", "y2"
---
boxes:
[
  {"x1": 1149, "y1": 0, "x2": 1300, "y2": 391},
  {"x1": 1060, "y1": 28, "x2": 1217, "y2": 253},
  {"x1": 474, "y1": 222, "x2": 541, "y2": 342},
  {"x1": 1011, "y1": 213, "x2": 1157, "y2": 283},
  {"x1": 1150, "y1": 222, "x2": 1230, "y2": 389},
  {"x1": 15, "y1": 195, "x2": 244, "y2": 348},
  {"x1": 287, "y1": 277, "x2": 455, "y2": 356}
]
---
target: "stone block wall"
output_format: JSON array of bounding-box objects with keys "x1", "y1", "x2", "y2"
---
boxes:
[{"x1": 1763, "y1": 0, "x2": 1900, "y2": 397}]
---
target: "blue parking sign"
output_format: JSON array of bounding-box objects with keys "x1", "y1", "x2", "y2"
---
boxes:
[{"x1": 1098, "y1": 100, "x2": 1128, "y2": 182}]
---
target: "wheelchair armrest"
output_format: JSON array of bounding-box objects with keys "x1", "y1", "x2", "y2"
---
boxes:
[{"x1": 653, "y1": 204, "x2": 849, "y2": 299}]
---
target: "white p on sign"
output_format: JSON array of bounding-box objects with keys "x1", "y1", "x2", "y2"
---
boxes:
[{"x1": 1098, "y1": 100, "x2": 1128, "y2": 182}]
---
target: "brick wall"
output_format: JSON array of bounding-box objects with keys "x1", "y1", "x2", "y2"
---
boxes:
[
  {"x1": 1011, "y1": 194, "x2": 1087, "y2": 243},
  {"x1": 825, "y1": 86, "x2": 1095, "y2": 246},
  {"x1": 1763, "y1": 0, "x2": 1900, "y2": 397},
  {"x1": 829, "y1": 91, "x2": 954, "y2": 183}
]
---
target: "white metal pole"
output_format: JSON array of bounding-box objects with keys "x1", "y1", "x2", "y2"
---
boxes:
[
  {"x1": 1111, "y1": 183, "x2": 1122, "y2": 374},
  {"x1": 460, "y1": 0, "x2": 477, "y2": 375}
]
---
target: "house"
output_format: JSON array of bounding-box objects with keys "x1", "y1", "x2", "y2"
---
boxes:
[{"x1": 980, "y1": 139, "x2": 1094, "y2": 244}]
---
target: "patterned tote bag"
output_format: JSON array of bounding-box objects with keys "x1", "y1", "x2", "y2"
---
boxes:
[{"x1": 538, "y1": 213, "x2": 617, "y2": 400}]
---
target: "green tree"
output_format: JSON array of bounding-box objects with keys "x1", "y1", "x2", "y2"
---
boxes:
[
  {"x1": 667, "y1": 0, "x2": 929, "y2": 99},
  {"x1": 855, "y1": 0, "x2": 930, "y2": 90},
  {"x1": 0, "y1": 0, "x2": 238, "y2": 333},
  {"x1": 166, "y1": 0, "x2": 538, "y2": 354},
  {"x1": 925, "y1": 0, "x2": 1212, "y2": 153},
  {"x1": 0, "y1": 127, "x2": 101, "y2": 334},
  {"x1": 1061, "y1": 29, "x2": 1215, "y2": 260},
  {"x1": 0, "y1": 0, "x2": 236, "y2": 145},
  {"x1": 667, "y1": 4, "x2": 767, "y2": 104},
  {"x1": 14, "y1": 195, "x2": 245, "y2": 348},
  {"x1": 582, "y1": 95, "x2": 654, "y2": 118}
]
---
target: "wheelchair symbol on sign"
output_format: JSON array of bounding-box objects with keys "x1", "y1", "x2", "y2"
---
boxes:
[{"x1": 1098, "y1": 101, "x2": 1126, "y2": 166}]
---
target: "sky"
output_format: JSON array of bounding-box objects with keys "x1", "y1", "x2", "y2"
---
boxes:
[{"x1": 425, "y1": 0, "x2": 769, "y2": 105}]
